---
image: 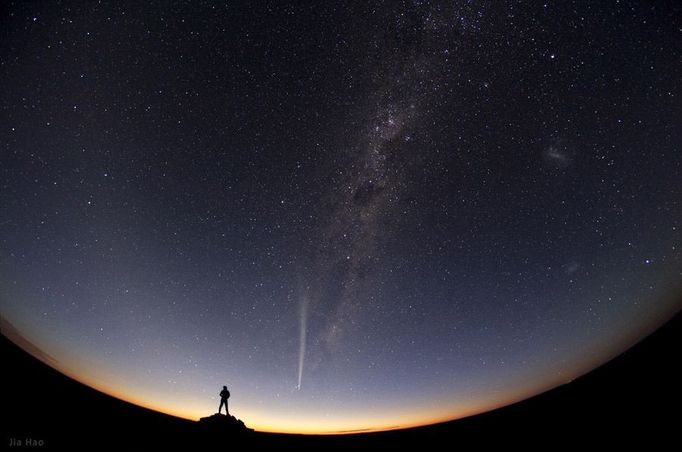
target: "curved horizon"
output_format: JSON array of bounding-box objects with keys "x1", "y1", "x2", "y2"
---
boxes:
[{"x1": 3, "y1": 295, "x2": 679, "y2": 434}]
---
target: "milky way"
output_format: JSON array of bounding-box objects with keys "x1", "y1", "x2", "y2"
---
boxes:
[
  {"x1": 1, "y1": 1, "x2": 680, "y2": 433},
  {"x1": 299, "y1": 4, "x2": 460, "y2": 380}
]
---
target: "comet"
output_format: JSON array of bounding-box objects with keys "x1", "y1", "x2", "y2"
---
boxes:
[{"x1": 297, "y1": 295, "x2": 308, "y2": 391}]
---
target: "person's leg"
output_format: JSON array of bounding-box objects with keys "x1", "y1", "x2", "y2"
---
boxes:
[{"x1": 218, "y1": 400, "x2": 223, "y2": 413}]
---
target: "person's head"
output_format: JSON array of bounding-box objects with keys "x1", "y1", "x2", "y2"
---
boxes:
[{"x1": 223, "y1": 386, "x2": 227, "y2": 389}]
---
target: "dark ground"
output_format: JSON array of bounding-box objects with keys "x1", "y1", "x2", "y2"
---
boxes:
[{"x1": 2, "y1": 312, "x2": 680, "y2": 451}]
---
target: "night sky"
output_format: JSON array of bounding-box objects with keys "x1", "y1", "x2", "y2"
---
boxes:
[{"x1": 1, "y1": 1, "x2": 680, "y2": 433}]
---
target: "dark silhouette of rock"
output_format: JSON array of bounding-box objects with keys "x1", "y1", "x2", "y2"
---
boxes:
[
  {"x1": 195, "y1": 413, "x2": 253, "y2": 448},
  {"x1": 198, "y1": 413, "x2": 253, "y2": 435}
]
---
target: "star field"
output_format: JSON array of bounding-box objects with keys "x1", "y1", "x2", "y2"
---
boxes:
[{"x1": 1, "y1": 1, "x2": 680, "y2": 433}]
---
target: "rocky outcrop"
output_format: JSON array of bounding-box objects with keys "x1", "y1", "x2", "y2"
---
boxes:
[{"x1": 197, "y1": 413, "x2": 253, "y2": 435}]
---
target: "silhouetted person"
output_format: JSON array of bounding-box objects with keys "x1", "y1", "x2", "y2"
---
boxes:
[{"x1": 218, "y1": 386, "x2": 230, "y2": 415}]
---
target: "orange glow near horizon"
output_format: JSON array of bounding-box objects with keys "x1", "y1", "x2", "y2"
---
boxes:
[
  {"x1": 4, "y1": 299, "x2": 679, "y2": 435},
  {"x1": 67, "y1": 378, "x2": 571, "y2": 435},
  {"x1": 3, "y1": 330, "x2": 499, "y2": 434},
  {"x1": 32, "y1": 341, "x2": 589, "y2": 435},
  {"x1": 0, "y1": 326, "x2": 636, "y2": 435},
  {"x1": 10, "y1": 340, "x2": 561, "y2": 435}
]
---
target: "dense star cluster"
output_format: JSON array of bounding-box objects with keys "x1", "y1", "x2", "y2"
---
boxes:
[{"x1": 1, "y1": 1, "x2": 680, "y2": 433}]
